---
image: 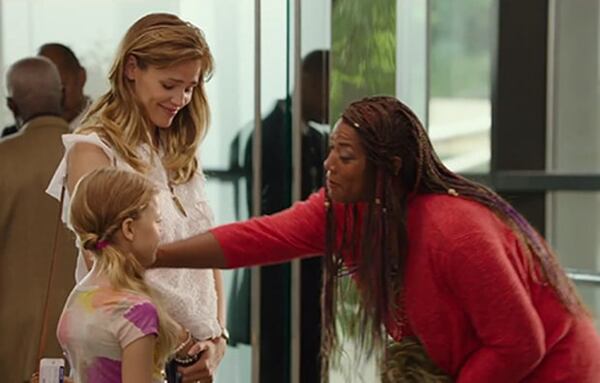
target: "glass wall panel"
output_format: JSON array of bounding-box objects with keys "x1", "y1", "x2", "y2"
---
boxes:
[
  {"x1": 550, "y1": 192, "x2": 600, "y2": 330},
  {"x1": 572, "y1": 282, "x2": 600, "y2": 329},
  {"x1": 428, "y1": 0, "x2": 495, "y2": 173},
  {"x1": 253, "y1": 1, "x2": 293, "y2": 382},
  {"x1": 396, "y1": 0, "x2": 427, "y2": 123},
  {"x1": 548, "y1": 0, "x2": 600, "y2": 175},
  {"x1": 330, "y1": 0, "x2": 395, "y2": 120},
  {"x1": 293, "y1": 1, "x2": 331, "y2": 381},
  {"x1": 547, "y1": 0, "x2": 600, "y2": 333}
]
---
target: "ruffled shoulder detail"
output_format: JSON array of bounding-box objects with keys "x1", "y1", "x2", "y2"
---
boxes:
[{"x1": 46, "y1": 132, "x2": 115, "y2": 222}]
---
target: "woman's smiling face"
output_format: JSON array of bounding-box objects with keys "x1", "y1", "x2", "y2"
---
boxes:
[{"x1": 126, "y1": 57, "x2": 202, "y2": 128}]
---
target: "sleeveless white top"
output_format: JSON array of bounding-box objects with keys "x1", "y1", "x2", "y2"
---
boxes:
[{"x1": 47, "y1": 133, "x2": 221, "y2": 340}]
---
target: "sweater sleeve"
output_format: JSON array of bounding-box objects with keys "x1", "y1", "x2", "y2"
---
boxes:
[
  {"x1": 444, "y1": 230, "x2": 545, "y2": 382},
  {"x1": 211, "y1": 189, "x2": 327, "y2": 268}
]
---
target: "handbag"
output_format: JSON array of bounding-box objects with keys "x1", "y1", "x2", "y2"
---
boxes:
[
  {"x1": 165, "y1": 360, "x2": 183, "y2": 383},
  {"x1": 381, "y1": 337, "x2": 453, "y2": 383}
]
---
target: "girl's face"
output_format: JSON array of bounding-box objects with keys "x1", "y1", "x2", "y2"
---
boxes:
[
  {"x1": 126, "y1": 57, "x2": 202, "y2": 128},
  {"x1": 323, "y1": 120, "x2": 371, "y2": 203},
  {"x1": 129, "y1": 198, "x2": 161, "y2": 267}
]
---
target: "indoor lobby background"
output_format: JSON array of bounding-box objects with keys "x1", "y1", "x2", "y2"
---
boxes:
[{"x1": 1, "y1": 0, "x2": 599, "y2": 382}]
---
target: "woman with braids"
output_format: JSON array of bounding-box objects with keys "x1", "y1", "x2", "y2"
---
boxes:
[
  {"x1": 47, "y1": 13, "x2": 227, "y2": 381},
  {"x1": 154, "y1": 96, "x2": 600, "y2": 382}
]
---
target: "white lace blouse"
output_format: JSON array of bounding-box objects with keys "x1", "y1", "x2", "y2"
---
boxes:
[{"x1": 47, "y1": 133, "x2": 221, "y2": 340}]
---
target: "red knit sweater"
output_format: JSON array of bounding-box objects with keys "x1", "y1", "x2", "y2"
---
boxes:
[{"x1": 212, "y1": 189, "x2": 600, "y2": 382}]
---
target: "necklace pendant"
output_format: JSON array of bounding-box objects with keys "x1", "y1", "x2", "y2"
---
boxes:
[{"x1": 172, "y1": 195, "x2": 188, "y2": 217}]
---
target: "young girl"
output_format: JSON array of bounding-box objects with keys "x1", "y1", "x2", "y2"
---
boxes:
[{"x1": 58, "y1": 168, "x2": 197, "y2": 382}]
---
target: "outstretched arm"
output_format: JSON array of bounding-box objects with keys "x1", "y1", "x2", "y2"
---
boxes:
[
  {"x1": 154, "y1": 189, "x2": 328, "y2": 269},
  {"x1": 154, "y1": 231, "x2": 226, "y2": 268}
]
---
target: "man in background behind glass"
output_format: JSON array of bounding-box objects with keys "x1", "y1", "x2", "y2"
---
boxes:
[
  {"x1": 227, "y1": 49, "x2": 329, "y2": 383},
  {"x1": 1, "y1": 43, "x2": 90, "y2": 138}
]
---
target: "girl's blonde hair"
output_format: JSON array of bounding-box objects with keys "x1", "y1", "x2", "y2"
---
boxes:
[
  {"x1": 78, "y1": 13, "x2": 214, "y2": 184},
  {"x1": 69, "y1": 168, "x2": 179, "y2": 373}
]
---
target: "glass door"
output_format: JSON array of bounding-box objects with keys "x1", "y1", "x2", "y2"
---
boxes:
[{"x1": 547, "y1": 0, "x2": 600, "y2": 327}]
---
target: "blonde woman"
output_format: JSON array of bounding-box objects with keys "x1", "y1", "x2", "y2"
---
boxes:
[
  {"x1": 59, "y1": 168, "x2": 195, "y2": 382},
  {"x1": 47, "y1": 13, "x2": 226, "y2": 381}
]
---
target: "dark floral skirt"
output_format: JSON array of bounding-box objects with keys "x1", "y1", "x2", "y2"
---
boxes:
[{"x1": 381, "y1": 338, "x2": 453, "y2": 383}]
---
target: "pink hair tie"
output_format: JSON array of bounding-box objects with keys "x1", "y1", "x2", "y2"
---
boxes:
[{"x1": 95, "y1": 240, "x2": 109, "y2": 250}]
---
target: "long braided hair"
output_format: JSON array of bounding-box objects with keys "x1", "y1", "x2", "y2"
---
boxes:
[{"x1": 321, "y1": 96, "x2": 584, "y2": 379}]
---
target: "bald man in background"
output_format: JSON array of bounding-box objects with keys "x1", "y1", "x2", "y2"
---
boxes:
[
  {"x1": 1, "y1": 43, "x2": 90, "y2": 138},
  {"x1": 0, "y1": 57, "x2": 77, "y2": 382}
]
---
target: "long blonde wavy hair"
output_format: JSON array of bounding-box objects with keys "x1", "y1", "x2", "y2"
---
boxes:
[
  {"x1": 78, "y1": 13, "x2": 214, "y2": 184},
  {"x1": 69, "y1": 168, "x2": 180, "y2": 374}
]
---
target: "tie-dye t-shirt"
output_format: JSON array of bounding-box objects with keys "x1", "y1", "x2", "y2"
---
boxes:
[{"x1": 57, "y1": 282, "x2": 161, "y2": 383}]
